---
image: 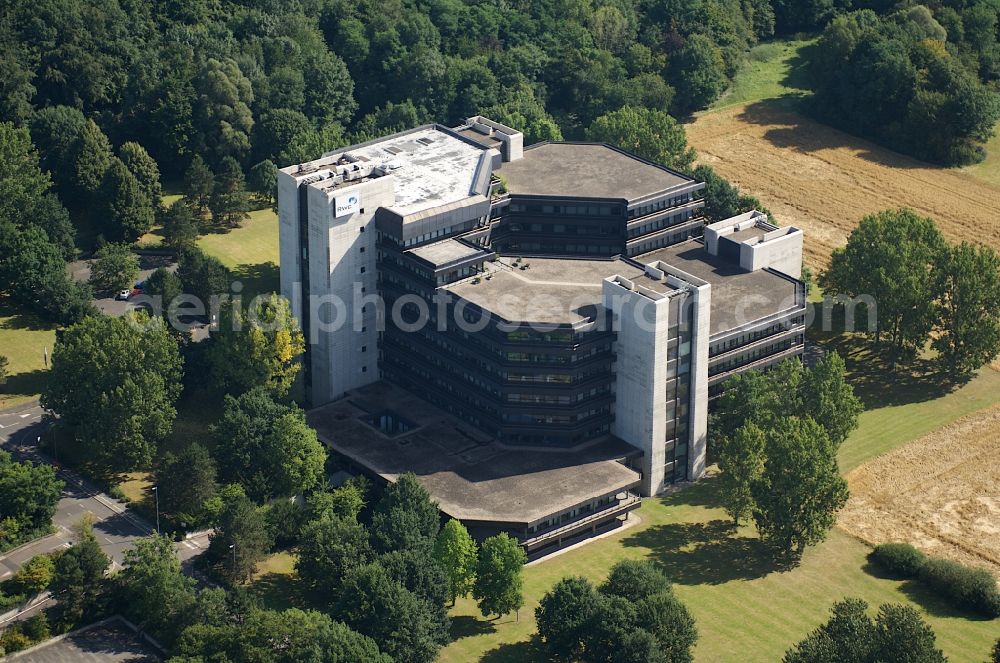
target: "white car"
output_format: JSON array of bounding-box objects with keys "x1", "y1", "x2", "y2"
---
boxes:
[{"x1": 116, "y1": 289, "x2": 131, "y2": 301}]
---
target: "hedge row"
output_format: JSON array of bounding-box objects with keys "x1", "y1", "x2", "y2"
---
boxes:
[{"x1": 870, "y1": 543, "x2": 1000, "y2": 618}]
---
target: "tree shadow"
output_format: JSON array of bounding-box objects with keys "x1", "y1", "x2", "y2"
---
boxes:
[
  {"x1": 479, "y1": 635, "x2": 544, "y2": 663},
  {"x1": 232, "y1": 262, "x2": 279, "y2": 299},
  {"x1": 0, "y1": 369, "x2": 51, "y2": 400},
  {"x1": 860, "y1": 562, "x2": 997, "y2": 621},
  {"x1": 780, "y1": 40, "x2": 819, "y2": 92},
  {"x1": 736, "y1": 99, "x2": 934, "y2": 171},
  {"x1": 622, "y1": 518, "x2": 789, "y2": 585},
  {"x1": 0, "y1": 303, "x2": 54, "y2": 331},
  {"x1": 450, "y1": 615, "x2": 497, "y2": 641},
  {"x1": 808, "y1": 327, "x2": 960, "y2": 409}
]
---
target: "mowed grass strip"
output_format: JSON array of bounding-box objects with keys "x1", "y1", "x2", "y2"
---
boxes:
[
  {"x1": 440, "y1": 365, "x2": 1000, "y2": 663},
  {"x1": 962, "y1": 121, "x2": 1000, "y2": 188}
]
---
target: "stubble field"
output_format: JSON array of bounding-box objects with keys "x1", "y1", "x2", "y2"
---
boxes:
[
  {"x1": 839, "y1": 396, "x2": 1000, "y2": 576},
  {"x1": 686, "y1": 102, "x2": 1000, "y2": 267}
]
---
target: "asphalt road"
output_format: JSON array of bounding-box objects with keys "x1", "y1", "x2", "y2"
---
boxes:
[{"x1": 0, "y1": 402, "x2": 211, "y2": 584}]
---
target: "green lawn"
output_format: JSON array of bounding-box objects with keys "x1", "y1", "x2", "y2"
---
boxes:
[
  {"x1": 961, "y1": 121, "x2": 1000, "y2": 188},
  {"x1": 439, "y1": 357, "x2": 1000, "y2": 662},
  {"x1": 195, "y1": 206, "x2": 280, "y2": 299},
  {"x1": 0, "y1": 303, "x2": 56, "y2": 409},
  {"x1": 708, "y1": 38, "x2": 815, "y2": 112},
  {"x1": 250, "y1": 550, "x2": 301, "y2": 612}
]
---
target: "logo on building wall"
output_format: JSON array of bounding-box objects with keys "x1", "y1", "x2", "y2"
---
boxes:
[{"x1": 334, "y1": 194, "x2": 361, "y2": 217}]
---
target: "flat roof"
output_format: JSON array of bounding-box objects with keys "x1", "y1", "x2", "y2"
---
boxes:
[
  {"x1": 444, "y1": 256, "x2": 670, "y2": 325},
  {"x1": 726, "y1": 226, "x2": 769, "y2": 243},
  {"x1": 408, "y1": 238, "x2": 486, "y2": 267},
  {"x1": 307, "y1": 382, "x2": 641, "y2": 525},
  {"x1": 456, "y1": 127, "x2": 502, "y2": 150},
  {"x1": 498, "y1": 143, "x2": 695, "y2": 202},
  {"x1": 639, "y1": 240, "x2": 801, "y2": 335}
]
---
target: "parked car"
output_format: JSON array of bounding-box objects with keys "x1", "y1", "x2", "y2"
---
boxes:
[{"x1": 116, "y1": 289, "x2": 131, "y2": 301}]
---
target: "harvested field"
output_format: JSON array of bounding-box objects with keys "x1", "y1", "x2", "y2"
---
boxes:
[
  {"x1": 686, "y1": 102, "x2": 1000, "y2": 267},
  {"x1": 838, "y1": 399, "x2": 1000, "y2": 576}
]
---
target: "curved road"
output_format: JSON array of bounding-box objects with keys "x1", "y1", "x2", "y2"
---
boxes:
[{"x1": 0, "y1": 402, "x2": 210, "y2": 583}]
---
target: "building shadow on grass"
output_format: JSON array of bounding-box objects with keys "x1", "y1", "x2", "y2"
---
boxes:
[
  {"x1": 479, "y1": 636, "x2": 543, "y2": 663},
  {"x1": 450, "y1": 615, "x2": 497, "y2": 641},
  {"x1": 623, "y1": 516, "x2": 788, "y2": 585},
  {"x1": 659, "y1": 474, "x2": 727, "y2": 510}
]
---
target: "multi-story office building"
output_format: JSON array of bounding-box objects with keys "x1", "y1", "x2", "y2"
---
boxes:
[{"x1": 280, "y1": 117, "x2": 806, "y2": 556}]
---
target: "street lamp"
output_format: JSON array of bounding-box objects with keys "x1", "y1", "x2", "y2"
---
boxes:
[
  {"x1": 151, "y1": 485, "x2": 160, "y2": 535},
  {"x1": 229, "y1": 543, "x2": 237, "y2": 572}
]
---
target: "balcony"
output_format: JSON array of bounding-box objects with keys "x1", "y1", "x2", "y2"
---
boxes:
[{"x1": 521, "y1": 492, "x2": 642, "y2": 553}]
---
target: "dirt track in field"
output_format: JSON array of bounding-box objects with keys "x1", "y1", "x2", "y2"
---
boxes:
[
  {"x1": 837, "y1": 398, "x2": 1000, "y2": 576},
  {"x1": 686, "y1": 102, "x2": 1000, "y2": 268}
]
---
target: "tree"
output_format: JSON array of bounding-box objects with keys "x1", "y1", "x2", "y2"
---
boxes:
[
  {"x1": 296, "y1": 516, "x2": 373, "y2": 601},
  {"x1": 536, "y1": 576, "x2": 600, "y2": 660},
  {"x1": 822, "y1": 209, "x2": 946, "y2": 368},
  {"x1": 380, "y1": 548, "x2": 451, "y2": 645},
  {"x1": 669, "y1": 35, "x2": 728, "y2": 115},
  {"x1": 208, "y1": 494, "x2": 273, "y2": 584},
  {"x1": 100, "y1": 157, "x2": 155, "y2": 242},
  {"x1": 433, "y1": 519, "x2": 477, "y2": 605},
  {"x1": 0, "y1": 355, "x2": 7, "y2": 385},
  {"x1": 161, "y1": 200, "x2": 199, "y2": 254},
  {"x1": 933, "y1": 242, "x2": 1000, "y2": 376},
  {"x1": 991, "y1": 637, "x2": 1000, "y2": 663},
  {"x1": 586, "y1": 107, "x2": 695, "y2": 171},
  {"x1": 209, "y1": 157, "x2": 250, "y2": 228},
  {"x1": 9, "y1": 554, "x2": 55, "y2": 596},
  {"x1": 42, "y1": 313, "x2": 183, "y2": 473},
  {"x1": 177, "y1": 247, "x2": 230, "y2": 308},
  {"x1": 248, "y1": 159, "x2": 278, "y2": 205},
  {"x1": 144, "y1": 267, "x2": 184, "y2": 317},
  {"x1": 0, "y1": 450, "x2": 64, "y2": 549},
  {"x1": 263, "y1": 413, "x2": 327, "y2": 497},
  {"x1": 799, "y1": 352, "x2": 862, "y2": 447},
  {"x1": 119, "y1": 141, "x2": 162, "y2": 209},
  {"x1": 88, "y1": 242, "x2": 139, "y2": 293},
  {"x1": 334, "y1": 562, "x2": 443, "y2": 663},
  {"x1": 753, "y1": 417, "x2": 848, "y2": 557},
  {"x1": 211, "y1": 388, "x2": 321, "y2": 501},
  {"x1": 172, "y1": 608, "x2": 391, "y2": 663},
  {"x1": 370, "y1": 473, "x2": 441, "y2": 553},
  {"x1": 118, "y1": 535, "x2": 196, "y2": 642},
  {"x1": 206, "y1": 294, "x2": 305, "y2": 398},
  {"x1": 50, "y1": 528, "x2": 109, "y2": 625},
  {"x1": 633, "y1": 592, "x2": 698, "y2": 663},
  {"x1": 192, "y1": 58, "x2": 254, "y2": 163},
  {"x1": 473, "y1": 533, "x2": 526, "y2": 619},
  {"x1": 73, "y1": 119, "x2": 113, "y2": 201},
  {"x1": 718, "y1": 422, "x2": 766, "y2": 526},
  {"x1": 600, "y1": 559, "x2": 674, "y2": 604},
  {"x1": 155, "y1": 443, "x2": 217, "y2": 522},
  {"x1": 784, "y1": 598, "x2": 946, "y2": 663},
  {"x1": 183, "y1": 155, "x2": 214, "y2": 215}
]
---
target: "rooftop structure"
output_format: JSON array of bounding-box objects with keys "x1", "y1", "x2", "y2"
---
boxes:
[{"x1": 498, "y1": 142, "x2": 694, "y2": 201}]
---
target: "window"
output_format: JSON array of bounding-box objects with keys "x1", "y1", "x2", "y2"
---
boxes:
[
  {"x1": 361, "y1": 366, "x2": 368, "y2": 373},
  {"x1": 360, "y1": 266, "x2": 366, "y2": 273},
  {"x1": 360, "y1": 247, "x2": 365, "y2": 253},
  {"x1": 361, "y1": 346, "x2": 367, "y2": 352},
  {"x1": 359, "y1": 225, "x2": 365, "y2": 232}
]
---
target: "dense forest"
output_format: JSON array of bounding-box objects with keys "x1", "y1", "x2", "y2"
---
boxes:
[{"x1": 1, "y1": 0, "x2": 999, "y2": 328}]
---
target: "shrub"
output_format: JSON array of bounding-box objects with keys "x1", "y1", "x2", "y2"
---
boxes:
[
  {"x1": 869, "y1": 543, "x2": 926, "y2": 578},
  {"x1": 918, "y1": 557, "x2": 1000, "y2": 618}
]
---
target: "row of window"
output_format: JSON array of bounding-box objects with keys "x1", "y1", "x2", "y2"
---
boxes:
[
  {"x1": 508, "y1": 203, "x2": 619, "y2": 216},
  {"x1": 526, "y1": 494, "x2": 620, "y2": 535},
  {"x1": 709, "y1": 316, "x2": 805, "y2": 356},
  {"x1": 506, "y1": 385, "x2": 610, "y2": 405},
  {"x1": 709, "y1": 335, "x2": 803, "y2": 376},
  {"x1": 627, "y1": 194, "x2": 693, "y2": 219},
  {"x1": 627, "y1": 209, "x2": 696, "y2": 239}
]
